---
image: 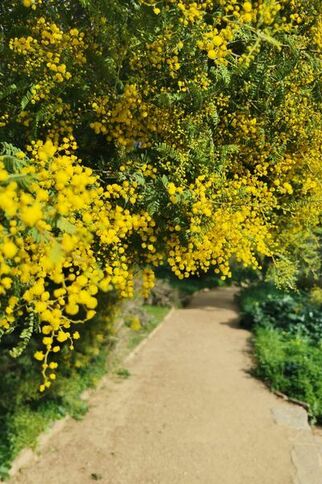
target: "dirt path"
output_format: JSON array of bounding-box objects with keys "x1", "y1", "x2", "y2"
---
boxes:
[{"x1": 10, "y1": 288, "x2": 322, "y2": 484}]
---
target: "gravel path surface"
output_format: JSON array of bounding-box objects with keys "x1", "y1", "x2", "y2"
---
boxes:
[{"x1": 11, "y1": 287, "x2": 322, "y2": 484}]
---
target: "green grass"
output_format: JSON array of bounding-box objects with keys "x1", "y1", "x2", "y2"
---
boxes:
[
  {"x1": 0, "y1": 347, "x2": 110, "y2": 480},
  {"x1": 127, "y1": 305, "x2": 170, "y2": 350},
  {"x1": 143, "y1": 305, "x2": 170, "y2": 323},
  {"x1": 0, "y1": 407, "x2": 56, "y2": 478},
  {"x1": 116, "y1": 367, "x2": 131, "y2": 379}
]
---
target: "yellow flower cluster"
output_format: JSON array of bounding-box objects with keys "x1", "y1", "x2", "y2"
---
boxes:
[
  {"x1": 177, "y1": 1, "x2": 206, "y2": 24},
  {"x1": 0, "y1": 140, "x2": 159, "y2": 389},
  {"x1": 129, "y1": 315, "x2": 142, "y2": 332},
  {"x1": 0, "y1": 114, "x2": 9, "y2": 128},
  {"x1": 141, "y1": 268, "x2": 156, "y2": 298},
  {"x1": 165, "y1": 174, "x2": 274, "y2": 279},
  {"x1": 144, "y1": 35, "x2": 182, "y2": 77},
  {"x1": 90, "y1": 85, "x2": 167, "y2": 148},
  {"x1": 312, "y1": 16, "x2": 322, "y2": 50},
  {"x1": 9, "y1": 18, "x2": 86, "y2": 103},
  {"x1": 22, "y1": 0, "x2": 42, "y2": 9},
  {"x1": 198, "y1": 26, "x2": 234, "y2": 65},
  {"x1": 258, "y1": 0, "x2": 282, "y2": 25}
]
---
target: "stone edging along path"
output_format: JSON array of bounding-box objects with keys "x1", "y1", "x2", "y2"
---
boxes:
[{"x1": 10, "y1": 287, "x2": 322, "y2": 484}]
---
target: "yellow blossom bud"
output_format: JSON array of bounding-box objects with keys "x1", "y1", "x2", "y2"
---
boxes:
[
  {"x1": 34, "y1": 351, "x2": 45, "y2": 361},
  {"x1": 2, "y1": 241, "x2": 17, "y2": 259},
  {"x1": 57, "y1": 331, "x2": 68, "y2": 343}
]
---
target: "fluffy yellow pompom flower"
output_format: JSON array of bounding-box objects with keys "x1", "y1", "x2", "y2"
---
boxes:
[
  {"x1": 38, "y1": 140, "x2": 57, "y2": 162},
  {"x1": 0, "y1": 169, "x2": 8, "y2": 182},
  {"x1": 130, "y1": 317, "x2": 142, "y2": 331},
  {"x1": 86, "y1": 310, "x2": 96, "y2": 320},
  {"x1": 213, "y1": 35, "x2": 223, "y2": 47},
  {"x1": 34, "y1": 351, "x2": 45, "y2": 361},
  {"x1": 20, "y1": 204, "x2": 42, "y2": 226},
  {"x1": 57, "y1": 331, "x2": 69, "y2": 343},
  {"x1": 2, "y1": 241, "x2": 18, "y2": 259},
  {"x1": 65, "y1": 303, "x2": 79, "y2": 315},
  {"x1": 61, "y1": 234, "x2": 76, "y2": 252},
  {"x1": 167, "y1": 183, "x2": 176, "y2": 195},
  {"x1": 42, "y1": 337, "x2": 53, "y2": 346},
  {"x1": 243, "y1": 2, "x2": 252, "y2": 12},
  {"x1": 207, "y1": 49, "x2": 217, "y2": 60}
]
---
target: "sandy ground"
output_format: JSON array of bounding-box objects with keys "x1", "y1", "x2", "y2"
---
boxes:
[{"x1": 10, "y1": 287, "x2": 321, "y2": 484}]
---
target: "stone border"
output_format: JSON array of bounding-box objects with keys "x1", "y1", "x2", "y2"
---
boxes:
[{"x1": 271, "y1": 405, "x2": 322, "y2": 484}]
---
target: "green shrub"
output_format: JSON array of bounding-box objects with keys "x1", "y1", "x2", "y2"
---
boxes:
[
  {"x1": 238, "y1": 283, "x2": 322, "y2": 421},
  {"x1": 254, "y1": 327, "x2": 322, "y2": 422},
  {"x1": 238, "y1": 284, "x2": 322, "y2": 344}
]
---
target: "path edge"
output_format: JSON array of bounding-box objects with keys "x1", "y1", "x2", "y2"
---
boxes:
[{"x1": 8, "y1": 306, "x2": 175, "y2": 480}]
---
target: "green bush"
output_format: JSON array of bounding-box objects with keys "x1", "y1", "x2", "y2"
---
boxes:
[
  {"x1": 254, "y1": 327, "x2": 322, "y2": 422},
  {"x1": 239, "y1": 284, "x2": 322, "y2": 344},
  {"x1": 238, "y1": 283, "x2": 322, "y2": 422}
]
